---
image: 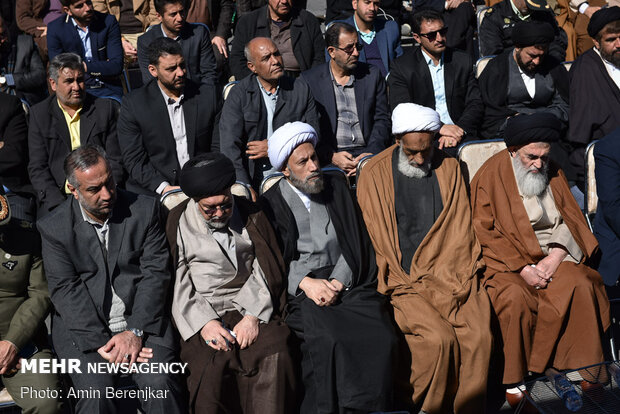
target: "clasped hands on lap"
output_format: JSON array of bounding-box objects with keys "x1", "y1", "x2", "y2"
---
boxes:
[
  {"x1": 201, "y1": 315, "x2": 260, "y2": 352},
  {"x1": 520, "y1": 246, "x2": 569, "y2": 289},
  {"x1": 97, "y1": 330, "x2": 152, "y2": 364},
  {"x1": 299, "y1": 276, "x2": 344, "y2": 306}
]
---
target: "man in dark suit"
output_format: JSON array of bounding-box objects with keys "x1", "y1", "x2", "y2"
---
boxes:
[
  {"x1": 137, "y1": 0, "x2": 217, "y2": 86},
  {"x1": 339, "y1": 0, "x2": 403, "y2": 77},
  {"x1": 28, "y1": 52, "x2": 122, "y2": 215},
  {"x1": 0, "y1": 92, "x2": 33, "y2": 197},
  {"x1": 220, "y1": 37, "x2": 320, "y2": 191},
  {"x1": 48, "y1": 0, "x2": 124, "y2": 100},
  {"x1": 229, "y1": 0, "x2": 324, "y2": 80},
  {"x1": 388, "y1": 9, "x2": 483, "y2": 154},
  {"x1": 594, "y1": 127, "x2": 620, "y2": 288},
  {"x1": 38, "y1": 145, "x2": 185, "y2": 414},
  {"x1": 119, "y1": 37, "x2": 220, "y2": 196},
  {"x1": 302, "y1": 22, "x2": 390, "y2": 175},
  {"x1": 0, "y1": 15, "x2": 47, "y2": 105}
]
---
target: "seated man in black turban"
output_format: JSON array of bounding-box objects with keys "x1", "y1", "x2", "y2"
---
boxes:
[
  {"x1": 165, "y1": 153, "x2": 296, "y2": 413},
  {"x1": 470, "y1": 113, "x2": 610, "y2": 409},
  {"x1": 478, "y1": 21, "x2": 570, "y2": 140}
]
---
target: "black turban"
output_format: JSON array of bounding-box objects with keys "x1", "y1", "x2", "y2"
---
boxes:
[
  {"x1": 587, "y1": 6, "x2": 620, "y2": 38},
  {"x1": 179, "y1": 153, "x2": 236, "y2": 198},
  {"x1": 504, "y1": 113, "x2": 562, "y2": 147},
  {"x1": 511, "y1": 21, "x2": 555, "y2": 47}
]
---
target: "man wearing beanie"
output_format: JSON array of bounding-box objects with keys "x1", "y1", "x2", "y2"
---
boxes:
[
  {"x1": 568, "y1": 6, "x2": 620, "y2": 186},
  {"x1": 479, "y1": 20, "x2": 569, "y2": 139},
  {"x1": 260, "y1": 122, "x2": 398, "y2": 413},
  {"x1": 357, "y1": 103, "x2": 492, "y2": 414},
  {"x1": 470, "y1": 113, "x2": 610, "y2": 408},
  {"x1": 166, "y1": 152, "x2": 295, "y2": 413}
]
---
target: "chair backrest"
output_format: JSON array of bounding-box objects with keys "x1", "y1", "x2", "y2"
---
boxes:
[
  {"x1": 476, "y1": 7, "x2": 491, "y2": 56},
  {"x1": 457, "y1": 139, "x2": 507, "y2": 182},
  {"x1": 223, "y1": 81, "x2": 239, "y2": 100},
  {"x1": 231, "y1": 181, "x2": 252, "y2": 200},
  {"x1": 260, "y1": 173, "x2": 285, "y2": 195},
  {"x1": 585, "y1": 140, "x2": 598, "y2": 216},
  {"x1": 475, "y1": 55, "x2": 495, "y2": 79},
  {"x1": 356, "y1": 154, "x2": 374, "y2": 179},
  {"x1": 160, "y1": 188, "x2": 189, "y2": 211},
  {"x1": 563, "y1": 61, "x2": 573, "y2": 72}
]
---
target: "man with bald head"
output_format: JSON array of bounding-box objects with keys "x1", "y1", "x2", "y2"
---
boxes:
[
  {"x1": 357, "y1": 103, "x2": 492, "y2": 413},
  {"x1": 471, "y1": 113, "x2": 609, "y2": 409},
  {"x1": 220, "y1": 37, "x2": 319, "y2": 191}
]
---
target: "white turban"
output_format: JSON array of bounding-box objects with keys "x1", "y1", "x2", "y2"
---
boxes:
[
  {"x1": 268, "y1": 122, "x2": 318, "y2": 171},
  {"x1": 391, "y1": 103, "x2": 442, "y2": 135}
]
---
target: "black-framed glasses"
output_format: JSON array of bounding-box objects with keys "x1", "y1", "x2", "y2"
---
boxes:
[
  {"x1": 201, "y1": 202, "x2": 233, "y2": 216},
  {"x1": 418, "y1": 27, "x2": 448, "y2": 41},
  {"x1": 336, "y1": 42, "x2": 364, "y2": 55}
]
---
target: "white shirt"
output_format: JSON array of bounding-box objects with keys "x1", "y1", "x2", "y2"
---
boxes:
[
  {"x1": 594, "y1": 47, "x2": 620, "y2": 90},
  {"x1": 422, "y1": 49, "x2": 455, "y2": 125},
  {"x1": 156, "y1": 85, "x2": 189, "y2": 194},
  {"x1": 71, "y1": 17, "x2": 92, "y2": 59},
  {"x1": 517, "y1": 61, "x2": 537, "y2": 99},
  {"x1": 286, "y1": 180, "x2": 311, "y2": 212}
]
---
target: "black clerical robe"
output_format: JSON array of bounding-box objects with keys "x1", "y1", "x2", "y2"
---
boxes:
[{"x1": 260, "y1": 173, "x2": 398, "y2": 413}]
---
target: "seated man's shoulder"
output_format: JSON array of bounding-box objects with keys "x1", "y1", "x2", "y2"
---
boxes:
[
  {"x1": 47, "y1": 14, "x2": 66, "y2": 31},
  {"x1": 472, "y1": 150, "x2": 507, "y2": 183},
  {"x1": 296, "y1": 8, "x2": 321, "y2": 23},
  {"x1": 375, "y1": 17, "x2": 399, "y2": 34},
  {"x1": 86, "y1": 94, "x2": 118, "y2": 115},
  {"x1": 137, "y1": 25, "x2": 161, "y2": 47},
  {"x1": 183, "y1": 22, "x2": 211, "y2": 39},
  {"x1": 29, "y1": 95, "x2": 56, "y2": 119},
  {"x1": 447, "y1": 48, "x2": 475, "y2": 68},
  {"x1": 36, "y1": 198, "x2": 73, "y2": 235}
]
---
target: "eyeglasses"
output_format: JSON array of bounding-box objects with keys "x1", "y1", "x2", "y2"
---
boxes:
[
  {"x1": 201, "y1": 202, "x2": 233, "y2": 216},
  {"x1": 335, "y1": 42, "x2": 364, "y2": 55},
  {"x1": 418, "y1": 27, "x2": 448, "y2": 41}
]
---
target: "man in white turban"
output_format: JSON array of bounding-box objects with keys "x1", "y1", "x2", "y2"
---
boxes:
[
  {"x1": 260, "y1": 122, "x2": 399, "y2": 413},
  {"x1": 357, "y1": 103, "x2": 492, "y2": 414}
]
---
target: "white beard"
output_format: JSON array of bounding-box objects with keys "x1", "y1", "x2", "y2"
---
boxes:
[
  {"x1": 397, "y1": 146, "x2": 433, "y2": 179},
  {"x1": 512, "y1": 155, "x2": 549, "y2": 197}
]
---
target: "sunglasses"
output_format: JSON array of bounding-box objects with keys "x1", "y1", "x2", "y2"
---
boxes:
[
  {"x1": 201, "y1": 202, "x2": 233, "y2": 216},
  {"x1": 418, "y1": 27, "x2": 448, "y2": 41},
  {"x1": 335, "y1": 42, "x2": 364, "y2": 55}
]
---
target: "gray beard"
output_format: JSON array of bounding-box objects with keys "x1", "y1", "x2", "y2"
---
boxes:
[
  {"x1": 512, "y1": 155, "x2": 549, "y2": 197},
  {"x1": 287, "y1": 170, "x2": 324, "y2": 194},
  {"x1": 397, "y1": 146, "x2": 432, "y2": 179}
]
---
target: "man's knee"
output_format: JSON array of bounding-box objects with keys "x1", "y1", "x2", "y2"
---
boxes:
[{"x1": 19, "y1": 396, "x2": 63, "y2": 414}]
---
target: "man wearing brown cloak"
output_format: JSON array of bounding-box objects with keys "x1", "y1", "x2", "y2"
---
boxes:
[
  {"x1": 470, "y1": 113, "x2": 610, "y2": 407},
  {"x1": 357, "y1": 103, "x2": 492, "y2": 414},
  {"x1": 166, "y1": 153, "x2": 296, "y2": 413}
]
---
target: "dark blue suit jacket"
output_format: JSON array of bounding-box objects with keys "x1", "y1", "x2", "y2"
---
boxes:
[
  {"x1": 301, "y1": 62, "x2": 390, "y2": 163},
  {"x1": 47, "y1": 12, "x2": 123, "y2": 99},
  {"x1": 328, "y1": 16, "x2": 402, "y2": 75},
  {"x1": 593, "y1": 127, "x2": 620, "y2": 286}
]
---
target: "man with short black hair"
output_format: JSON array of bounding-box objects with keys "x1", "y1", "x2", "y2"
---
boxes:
[
  {"x1": 478, "y1": 20, "x2": 569, "y2": 139},
  {"x1": 302, "y1": 22, "x2": 390, "y2": 175},
  {"x1": 38, "y1": 145, "x2": 186, "y2": 414},
  {"x1": 388, "y1": 9, "x2": 483, "y2": 153},
  {"x1": 339, "y1": 0, "x2": 402, "y2": 77},
  {"x1": 119, "y1": 37, "x2": 220, "y2": 196},
  {"x1": 568, "y1": 6, "x2": 620, "y2": 185},
  {"x1": 47, "y1": 0, "x2": 124, "y2": 100},
  {"x1": 28, "y1": 52, "x2": 122, "y2": 214},
  {"x1": 137, "y1": 0, "x2": 217, "y2": 85}
]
